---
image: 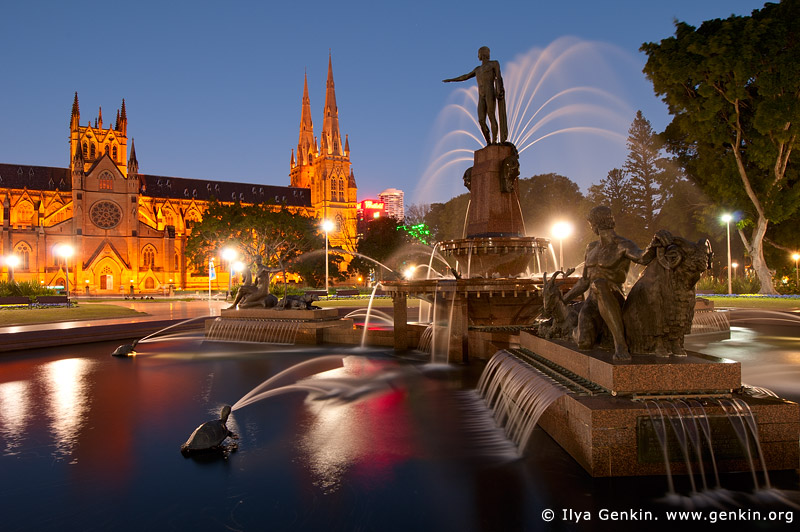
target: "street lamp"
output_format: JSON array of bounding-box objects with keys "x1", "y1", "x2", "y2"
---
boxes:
[
  {"x1": 56, "y1": 244, "x2": 74, "y2": 297},
  {"x1": 222, "y1": 247, "x2": 237, "y2": 300},
  {"x1": 721, "y1": 213, "x2": 733, "y2": 294},
  {"x1": 792, "y1": 252, "x2": 800, "y2": 287},
  {"x1": 322, "y1": 219, "x2": 335, "y2": 294},
  {"x1": 731, "y1": 261, "x2": 738, "y2": 289},
  {"x1": 551, "y1": 221, "x2": 574, "y2": 271},
  {"x1": 5, "y1": 255, "x2": 19, "y2": 281}
]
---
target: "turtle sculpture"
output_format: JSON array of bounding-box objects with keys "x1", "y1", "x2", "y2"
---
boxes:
[{"x1": 180, "y1": 405, "x2": 238, "y2": 457}]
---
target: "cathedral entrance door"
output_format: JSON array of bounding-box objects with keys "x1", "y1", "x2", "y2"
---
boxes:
[{"x1": 100, "y1": 274, "x2": 113, "y2": 290}]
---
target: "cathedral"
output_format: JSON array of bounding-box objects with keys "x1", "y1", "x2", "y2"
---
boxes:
[
  {"x1": 290, "y1": 54, "x2": 358, "y2": 250},
  {"x1": 0, "y1": 56, "x2": 357, "y2": 294}
]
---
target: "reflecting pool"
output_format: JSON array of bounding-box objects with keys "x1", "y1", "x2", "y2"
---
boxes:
[{"x1": 0, "y1": 318, "x2": 798, "y2": 531}]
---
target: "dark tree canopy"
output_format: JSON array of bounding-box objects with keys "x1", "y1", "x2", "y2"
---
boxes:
[
  {"x1": 348, "y1": 216, "x2": 414, "y2": 281},
  {"x1": 185, "y1": 200, "x2": 326, "y2": 282},
  {"x1": 641, "y1": 0, "x2": 800, "y2": 293},
  {"x1": 589, "y1": 111, "x2": 685, "y2": 247}
]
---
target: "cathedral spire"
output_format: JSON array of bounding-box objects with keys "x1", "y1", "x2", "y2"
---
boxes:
[
  {"x1": 296, "y1": 71, "x2": 315, "y2": 165},
  {"x1": 127, "y1": 138, "x2": 138, "y2": 176},
  {"x1": 70, "y1": 92, "x2": 80, "y2": 129},
  {"x1": 119, "y1": 98, "x2": 127, "y2": 134},
  {"x1": 97, "y1": 106, "x2": 103, "y2": 129},
  {"x1": 321, "y1": 52, "x2": 342, "y2": 156}
]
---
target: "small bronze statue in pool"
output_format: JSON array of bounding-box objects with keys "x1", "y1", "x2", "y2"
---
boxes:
[{"x1": 180, "y1": 405, "x2": 238, "y2": 456}]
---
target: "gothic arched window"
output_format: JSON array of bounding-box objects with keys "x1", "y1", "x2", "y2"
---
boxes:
[
  {"x1": 14, "y1": 242, "x2": 31, "y2": 271},
  {"x1": 82, "y1": 143, "x2": 88, "y2": 158},
  {"x1": 90, "y1": 144, "x2": 96, "y2": 159},
  {"x1": 112, "y1": 145, "x2": 118, "y2": 161},
  {"x1": 98, "y1": 171, "x2": 113, "y2": 190},
  {"x1": 142, "y1": 246, "x2": 156, "y2": 269},
  {"x1": 15, "y1": 201, "x2": 34, "y2": 226}
]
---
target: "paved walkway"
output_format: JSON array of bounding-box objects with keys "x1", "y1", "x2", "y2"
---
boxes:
[{"x1": 0, "y1": 300, "x2": 230, "y2": 353}]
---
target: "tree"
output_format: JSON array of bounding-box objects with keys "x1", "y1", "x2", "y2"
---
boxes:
[
  {"x1": 641, "y1": 1, "x2": 800, "y2": 293},
  {"x1": 587, "y1": 168, "x2": 641, "y2": 242},
  {"x1": 185, "y1": 200, "x2": 329, "y2": 284},
  {"x1": 624, "y1": 111, "x2": 677, "y2": 234},
  {"x1": 517, "y1": 173, "x2": 591, "y2": 265},
  {"x1": 424, "y1": 194, "x2": 470, "y2": 242},
  {"x1": 348, "y1": 216, "x2": 414, "y2": 281},
  {"x1": 405, "y1": 203, "x2": 432, "y2": 226},
  {"x1": 588, "y1": 112, "x2": 684, "y2": 246}
]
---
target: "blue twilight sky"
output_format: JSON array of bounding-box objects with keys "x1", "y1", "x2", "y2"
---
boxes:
[{"x1": 0, "y1": 0, "x2": 767, "y2": 207}]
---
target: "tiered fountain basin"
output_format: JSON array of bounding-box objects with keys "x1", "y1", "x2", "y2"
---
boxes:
[
  {"x1": 209, "y1": 307, "x2": 424, "y2": 348},
  {"x1": 439, "y1": 236, "x2": 551, "y2": 279},
  {"x1": 382, "y1": 276, "x2": 579, "y2": 362},
  {"x1": 513, "y1": 332, "x2": 800, "y2": 477}
]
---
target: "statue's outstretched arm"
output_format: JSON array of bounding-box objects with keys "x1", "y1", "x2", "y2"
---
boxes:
[{"x1": 443, "y1": 68, "x2": 477, "y2": 83}]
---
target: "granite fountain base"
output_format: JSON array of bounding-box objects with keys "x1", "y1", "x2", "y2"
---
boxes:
[{"x1": 515, "y1": 332, "x2": 799, "y2": 477}]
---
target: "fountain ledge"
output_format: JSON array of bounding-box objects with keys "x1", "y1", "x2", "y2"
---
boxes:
[
  {"x1": 517, "y1": 332, "x2": 799, "y2": 477},
  {"x1": 520, "y1": 332, "x2": 740, "y2": 396},
  {"x1": 208, "y1": 308, "x2": 355, "y2": 345}
]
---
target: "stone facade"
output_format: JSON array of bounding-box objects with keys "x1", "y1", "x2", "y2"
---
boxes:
[{"x1": 1, "y1": 57, "x2": 357, "y2": 294}]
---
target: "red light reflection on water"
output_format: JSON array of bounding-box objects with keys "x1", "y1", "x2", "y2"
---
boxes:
[{"x1": 298, "y1": 358, "x2": 418, "y2": 492}]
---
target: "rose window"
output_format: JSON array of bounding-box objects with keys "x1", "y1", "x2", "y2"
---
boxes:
[{"x1": 90, "y1": 201, "x2": 122, "y2": 229}]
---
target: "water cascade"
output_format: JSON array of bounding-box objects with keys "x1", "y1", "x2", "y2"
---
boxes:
[
  {"x1": 476, "y1": 350, "x2": 567, "y2": 453},
  {"x1": 360, "y1": 283, "x2": 384, "y2": 348},
  {"x1": 207, "y1": 318, "x2": 300, "y2": 345}
]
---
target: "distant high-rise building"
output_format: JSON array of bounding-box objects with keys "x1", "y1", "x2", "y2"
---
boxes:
[
  {"x1": 356, "y1": 199, "x2": 386, "y2": 235},
  {"x1": 378, "y1": 188, "x2": 404, "y2": 222}
]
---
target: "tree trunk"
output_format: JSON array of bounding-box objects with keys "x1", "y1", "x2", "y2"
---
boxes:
[{"x1": 739, "y1": 214, "x2": 776, "y2": 295}]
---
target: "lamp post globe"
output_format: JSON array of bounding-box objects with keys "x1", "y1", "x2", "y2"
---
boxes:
[
  {"x1": 5, "y1": 255, "x2": 20, "y2": 281},
  {"x1": 56, "y1": 244, "x2": 74, "y2": 297},
  {"x1": 551, "y1": 221, "x2": 573, "y2": 271},
  {"x1": 721, "y1": 214, "x2": 733, "y2": 295},
  {"x1": 222, "y1": 248, "x2": 237, "y2": 300}
]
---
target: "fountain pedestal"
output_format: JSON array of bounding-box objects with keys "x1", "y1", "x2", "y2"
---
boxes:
[
  {"x1": 465, "y1": 144, "x2": 524, "y2": 238},
  {"x1": 517, "y1": 332, "x2": 800, "y2": 477}
]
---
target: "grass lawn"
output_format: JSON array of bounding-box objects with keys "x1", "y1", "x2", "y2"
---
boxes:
[
  {"x1": 0, "y1": 304, "x2": 148, "y2": 327},
  {"x1": 702, "y1": 296, "x2": 800, "y2": 310}
]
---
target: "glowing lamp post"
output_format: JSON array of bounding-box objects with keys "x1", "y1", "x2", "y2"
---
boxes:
[
  {"x1": 721, "y1": 213, "x2": 733, "y2": 294},
  {"x1": 322, "y1": 219, "x2": 335, "y2": 294},
  {"x1": 56, "y1": 244, "x2": 74, "y2": 297},
  {"x1": 792, "y1": 253, "x2": 800, "y2": 287},
  {"x1": 551, "y1": 221, "x2": 573, "y2": 271},
  {"x1": 222, "y1": 248, "x2": 237, "y2": 300},
  {"x1": 5, "y1": 255, "x2": 19, "y2": 281}
]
